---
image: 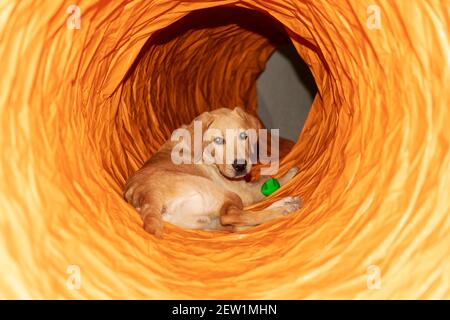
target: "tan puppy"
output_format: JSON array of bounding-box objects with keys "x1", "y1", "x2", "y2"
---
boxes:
[{"x1": 123, "y1": 107, "x2": 300, "y2": 237}]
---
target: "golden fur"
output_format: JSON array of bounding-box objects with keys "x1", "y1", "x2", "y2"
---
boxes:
[{"x1": 124, "y1": 107, "x2": 300, "y2": 237}]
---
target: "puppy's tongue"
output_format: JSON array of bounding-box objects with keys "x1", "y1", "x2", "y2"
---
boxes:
[{"x1": 244, "y1": 173, "x2": 252, "y2": 182}]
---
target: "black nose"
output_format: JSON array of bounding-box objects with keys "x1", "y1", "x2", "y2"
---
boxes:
[{"x1": 232, "y1": 159, "x2": 247, "y2": 173}]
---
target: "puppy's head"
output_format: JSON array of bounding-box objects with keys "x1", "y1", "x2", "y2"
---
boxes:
[{"x1": 195, "y1": 107, "x2": 262, "y2": 179}]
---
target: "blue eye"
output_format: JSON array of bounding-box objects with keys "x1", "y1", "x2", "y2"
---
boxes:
[
  {"x1": 214, "y1": 137, "x2": 225, "y2": 145},
  {"x1": 239, "y1": 132, "x2": 248, "y2": 140}
]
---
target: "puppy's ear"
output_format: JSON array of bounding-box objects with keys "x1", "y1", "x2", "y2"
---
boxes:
[
  {"x1": 185, "y1": 111, "x2": 214, "y2": 136},
  {"x1": 233, "y1": 106, "x2": 263, "y2": 130},
  {"x1": 248, "y1": 113, "x2": 263, "y2": 131},
  {"x1": 193, "y1": 111, "x2": 214, "y2": 132},
  {"x1": 232, "y1": 106, "x2": 247, "y2": 119},
  {"x1": 186, "y1": 111, "x2": 215, "y2": 163}
]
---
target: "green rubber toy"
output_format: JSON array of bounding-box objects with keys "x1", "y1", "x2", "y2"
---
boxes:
[{"x1": 261, "y1": 178, "x2": 281, "y2": 196}]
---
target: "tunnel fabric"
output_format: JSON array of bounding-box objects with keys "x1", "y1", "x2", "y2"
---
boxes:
[{"x1": 0, "y1": 0, "x2": 449, "y2": 299}]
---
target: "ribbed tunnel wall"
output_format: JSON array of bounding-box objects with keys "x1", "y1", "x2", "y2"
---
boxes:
[{"x1": 0, "y1": 0, "x2": 449, "y2": 299}]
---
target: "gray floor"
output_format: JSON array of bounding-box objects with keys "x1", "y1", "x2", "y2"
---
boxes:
[{"x1": 256, "y1": 43, "x2": 316, "y2": 141}]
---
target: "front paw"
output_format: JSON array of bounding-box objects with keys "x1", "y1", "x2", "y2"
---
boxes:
[
  {"x1": 284, "y1": 166, "x2": 299, "y2": 180},
  {"x1": 280, "y1": 196, "x2": 301, "y2": 215},
  {"x1": 268, "y1": 196, "x2": 301, "y2": 214},
  {"x1": 277, "y1": 166, "x2": 299, "y2": 185}
]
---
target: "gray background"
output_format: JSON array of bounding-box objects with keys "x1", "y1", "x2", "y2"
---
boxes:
[{"x1": 256, "y1": 43, "x2": 316, "y2": 141}]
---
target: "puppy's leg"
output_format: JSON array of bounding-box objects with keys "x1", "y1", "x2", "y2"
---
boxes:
[
  {"x1": 235, "y1": 166, "x2": 300, "y2": 205},
  {"x1": 276, "y1": 166, "x2": 299, "y2": 185},
  {"x1": 220, "y1": 196, "x2": 300, "y2": 230},
  {"x1": 266, "y1": 196, "x2": 302, "y2": 210},
  {"x1": 140, "y1": 201, "x2": 164, "y2": 238},
  {"x1": 124, "y1": 184, "x2": 165, "y2": 237}
]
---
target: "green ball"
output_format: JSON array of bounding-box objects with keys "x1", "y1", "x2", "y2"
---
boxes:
[{"x1": 261, "y1": 178, "x2": 281, "y2": 196}]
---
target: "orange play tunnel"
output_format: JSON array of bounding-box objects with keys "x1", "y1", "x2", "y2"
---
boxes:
[{"x1": 0, "y1": 0, "x2": 449, "y2": 299}]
